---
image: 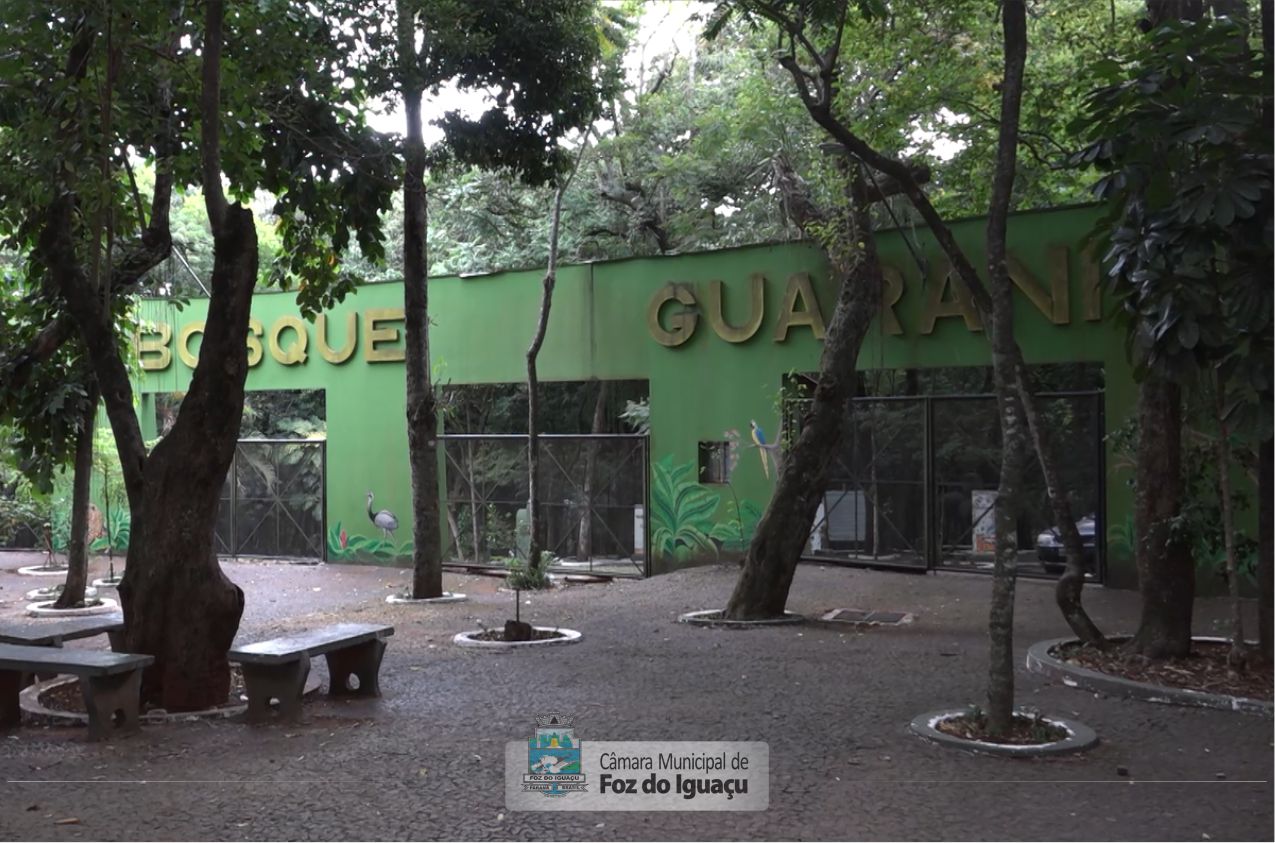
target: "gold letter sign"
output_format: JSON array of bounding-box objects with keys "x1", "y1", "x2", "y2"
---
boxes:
[
  {"x1": 647, "y1": 283, "x2": 699, "y2": 347},
  {"x1": 772, "y1": 273, "x2": 826, "y2": 342},
  {"x1": 364, "y1": 308, "x2": 406, "y2": 362}
]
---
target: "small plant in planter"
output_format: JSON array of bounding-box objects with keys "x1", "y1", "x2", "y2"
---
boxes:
[{"x1": 504, "y1": 552, "x2": 554, "y2": 591}]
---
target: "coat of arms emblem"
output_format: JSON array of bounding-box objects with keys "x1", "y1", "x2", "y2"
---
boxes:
[{"x1": 524, "y1": 713, "x2": 587, "y2": 797}]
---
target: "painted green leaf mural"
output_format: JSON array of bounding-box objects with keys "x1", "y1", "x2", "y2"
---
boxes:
[{"x1": 650, "y1": 456, "x2": 720, "y2": 563}]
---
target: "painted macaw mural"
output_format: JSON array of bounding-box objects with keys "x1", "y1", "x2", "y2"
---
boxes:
[{"x1": 748, "y1": 419, "x2": 783, "y2": 480}]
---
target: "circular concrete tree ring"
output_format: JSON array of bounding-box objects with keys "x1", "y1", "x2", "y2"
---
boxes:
[
  {"x1": 25, "y1": 586, "x2": 99, "y2": 601},
  {"x1": 91, "y1": 576, "x2": 124, "y2": 589},
  {"x1": 21, "y1": 671, "x2": 322, "y2": 725},
  {"x1": 18, "y1": 565, "x2": 70, "y2": 577},
  {"x1": 677, "y1": 609, "x2": 805, "y2": 628},
  {"x1": 1026, "y1": 636, "x2": 1273, "y2": 716},
  {"x1": 909, "y1": 709, "x2": 1099, "y2": 757},
  {"x1": 386, "y1": 592, "x2": 467, "y2": 605},
  {"x1": 26, "y1": 598, "x2": 119, "y2": 618},
  {"x1": 453, "y1": 627, "x2": 582, "y2": 650}
]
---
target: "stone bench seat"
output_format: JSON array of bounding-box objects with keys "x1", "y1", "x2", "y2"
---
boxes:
[
  {"x1": 0, "y1": 643, "x2": 153, "y2": 741},
  {"x1": 0, "y1": 613, "x2": 127, "y2": 688},
  {"x1": 228, "y1": 623, "x2": 394, "y2": 722},
  {"x1": 0, "y1": 613, "x2": 126, "y2": 649}
]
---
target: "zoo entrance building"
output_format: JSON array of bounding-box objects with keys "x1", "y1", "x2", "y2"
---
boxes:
[{"x1": 128, "y1": 205, "x2": 1171, "y2": 591}]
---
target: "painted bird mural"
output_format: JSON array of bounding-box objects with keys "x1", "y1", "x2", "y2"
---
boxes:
[
  {"x1": 366, "y1": 491, "x2": 399, "y2": 542},
  {"x1": 749, "y1": 419, "x2": 781, "y2": 480}
]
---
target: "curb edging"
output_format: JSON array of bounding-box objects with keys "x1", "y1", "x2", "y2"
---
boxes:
[{"x1": 1026, "y1": 637, "x2": 1273, "y2": 717}]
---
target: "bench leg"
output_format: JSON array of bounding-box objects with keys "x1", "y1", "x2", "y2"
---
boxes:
[
  {"x1": 241, "y1": 655, "x2": 310, "y2": 723},
  {"x1": 107, "y1": 630, "x2": 125, "y2": 652},
  {"x1": 0, "y1": 670, "x2": 21, "y2": 730},
  {"x1": 80, "y1": 669, "x2": 143, "y2": 741},
  {"x1": 324, "y1": 638, "x2": 386, "y2": 698}
]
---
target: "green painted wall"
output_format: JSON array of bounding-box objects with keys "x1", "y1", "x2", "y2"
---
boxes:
[{"x1": 132, "y1": 204, "x2": 1146, "y2": 585}]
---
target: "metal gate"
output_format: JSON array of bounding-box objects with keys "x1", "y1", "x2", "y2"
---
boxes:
[
  {"x1": 440, "y1": 433, "x2": 649, "y2": 578},
  {"x1": 215, "y1": 438, "x2": 326, "y2": 560},
  {"x1": 799, "y1": 391, "x2": 1106, "y2": 580}
]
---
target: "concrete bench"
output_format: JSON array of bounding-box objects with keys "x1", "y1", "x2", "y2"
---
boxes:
[
  {"x1": 0, "y1": 614, "x2": 127, "y2": 687},
  {"x1": 0, "y1": 643, "x2": 153, "y2": 741},
  {"x1": 0, "y1": 613, "x2": 126, "y2": 649},
  {"x1": 228, "y1": 623, "x2": 394, "y2": 722}
]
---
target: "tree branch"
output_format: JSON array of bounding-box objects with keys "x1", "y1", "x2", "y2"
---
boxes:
[{"x1": 200, "y1": 0, "x2": 228, "y2": 231}]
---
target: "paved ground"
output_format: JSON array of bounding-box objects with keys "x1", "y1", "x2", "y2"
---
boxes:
[{"x1": 0, "y1": 551, "x2": 1271, "y2": 841}]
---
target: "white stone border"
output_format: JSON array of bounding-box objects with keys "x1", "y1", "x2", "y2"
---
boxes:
[
  {"x1": 26, "y1": 598, "x2": 119, "y2": 617},
  {"x1": 678, "y1": 609, "x2": 805, "y2": 627},
  {"x1": 386, "y1": 591, "x2": 467, "y2": 605},
  {"x1": 17, "y1": 565, "x2": 70, "y2": 577},
  {"x1": 909, "y1": 708, "x2": 1099, "y2": 757},
  {"x1": 92, "y1": 576, "x2": 123, "y2": 589},
  {"x1": 25, "y1": 586, "x2": 98, "y2": 601},
  {"x1": 20, "y1": 671, "x2": 323, "y2": 725},
  {"x1": 453, "y1": 626, "x2": 582, "y2": 650}
]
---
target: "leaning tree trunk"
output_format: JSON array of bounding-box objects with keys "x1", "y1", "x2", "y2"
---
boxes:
[
  {"x1": 984, "y1": 0, "x2": 1029, "y2": 739},
  {"x1": 402, "y1": 64, "x2": 443, "y2": 599},
  {"x1": 1011, "y1": 359, "x2": 1107, "y2": 647},
  {"x1": 577, "y1": 380, "x2": 609, "y2": 560},
  {"x1": 1127, "y1": 376, "x2": 1194, "y2": 658},
  {"x1": 724, "y1": 167, "x2": 883, "y2": 620},
  {"x1": 54, "y1": 383, "x2": 98, "y2": 609},
  {"x1": 801, "y1": 95, "x2": 1107, "y2": 647}
]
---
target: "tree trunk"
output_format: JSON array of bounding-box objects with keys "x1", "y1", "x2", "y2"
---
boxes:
[
  {"x1": 724, "y1": 167, "x2": 883, "y2": 620},
  {"x1": 1128, "y1": 377, "x2": 1194, "y2": 657},
  {"x1": 54, "y1": 384, "x2": 98, "y2": 609},
  {"x1": 1212, "y1": 376, "x2": 1249, "y2": 667},
  {"x1": 984, "y1": 0, "x2": 1028, "y2": 739},
  {"x1": 527, "y1": 183, "x2": 570, "y2": 572},
  {"x1": 577, "y1": 380, "x2": 609, "y2": 560},
  {"x1": 401, "y1": 33, "x2": 443, "y2": 599},
  {"x1": 1258, "y1": 437, "x2": 1272, "y2": 662},
  {"x1": 1013, "y1": 359, "x2": 1107, "y2": 647},
  {"x1": 118, "y1": 204, "x2": 255, "y2": 710}
]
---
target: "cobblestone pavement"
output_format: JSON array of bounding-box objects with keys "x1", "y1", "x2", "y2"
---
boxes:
[{"x1": 1, "y1": 551, "x2": 1271, "y2": 841}]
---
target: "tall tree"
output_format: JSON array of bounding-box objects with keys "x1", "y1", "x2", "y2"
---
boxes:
[
  {"x1": 1, "y1": 0, "x2": 395, "y2": 708},
  {"x1": 714, "y1": 1, "x2": 1106, "y2": 644},
  {"x1": 352, "y1": 0, "x2": 612, "y2": 597},
  {"x1": 1073, "y1": 5, "x2": 1272, "y2": 660},
  {"x1": 983, "y1": 0, "x2": 1029, "y2": 738}
]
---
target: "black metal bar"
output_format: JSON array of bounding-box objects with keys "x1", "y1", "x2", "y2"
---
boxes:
[
  {"x1": 923, "y1": 396, "x2": 935, "y2": 569},
  {"x1": 1095, "y1": 391, "x2": 1107, "y2": 584}
]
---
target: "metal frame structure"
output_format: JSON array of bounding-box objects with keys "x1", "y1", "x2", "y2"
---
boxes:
[
  {"x1": 439, "y1": 432, "x2": 650, "y2": 578},
  {"x1": 796, "y1": 389, "x2": 1107, "y2": 581}
]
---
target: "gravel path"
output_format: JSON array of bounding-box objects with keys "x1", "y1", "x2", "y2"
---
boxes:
[{"x1": 1, "y1": 551, "x2": 1270, "y2": 841}]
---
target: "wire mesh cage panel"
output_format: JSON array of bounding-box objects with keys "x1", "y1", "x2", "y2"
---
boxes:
[
  {"x1": 440, "y1": 434, "x2": 648, "y2": 578},
  {"x1": 213, "y1": 439, "x2": 326, "y2": 561},
  {"x1": 792, "y1": 387, "x2": 1105, "y2": 581},
  {"x1": 807, "y1": 397, "x2": 929, "y2": 569}
]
